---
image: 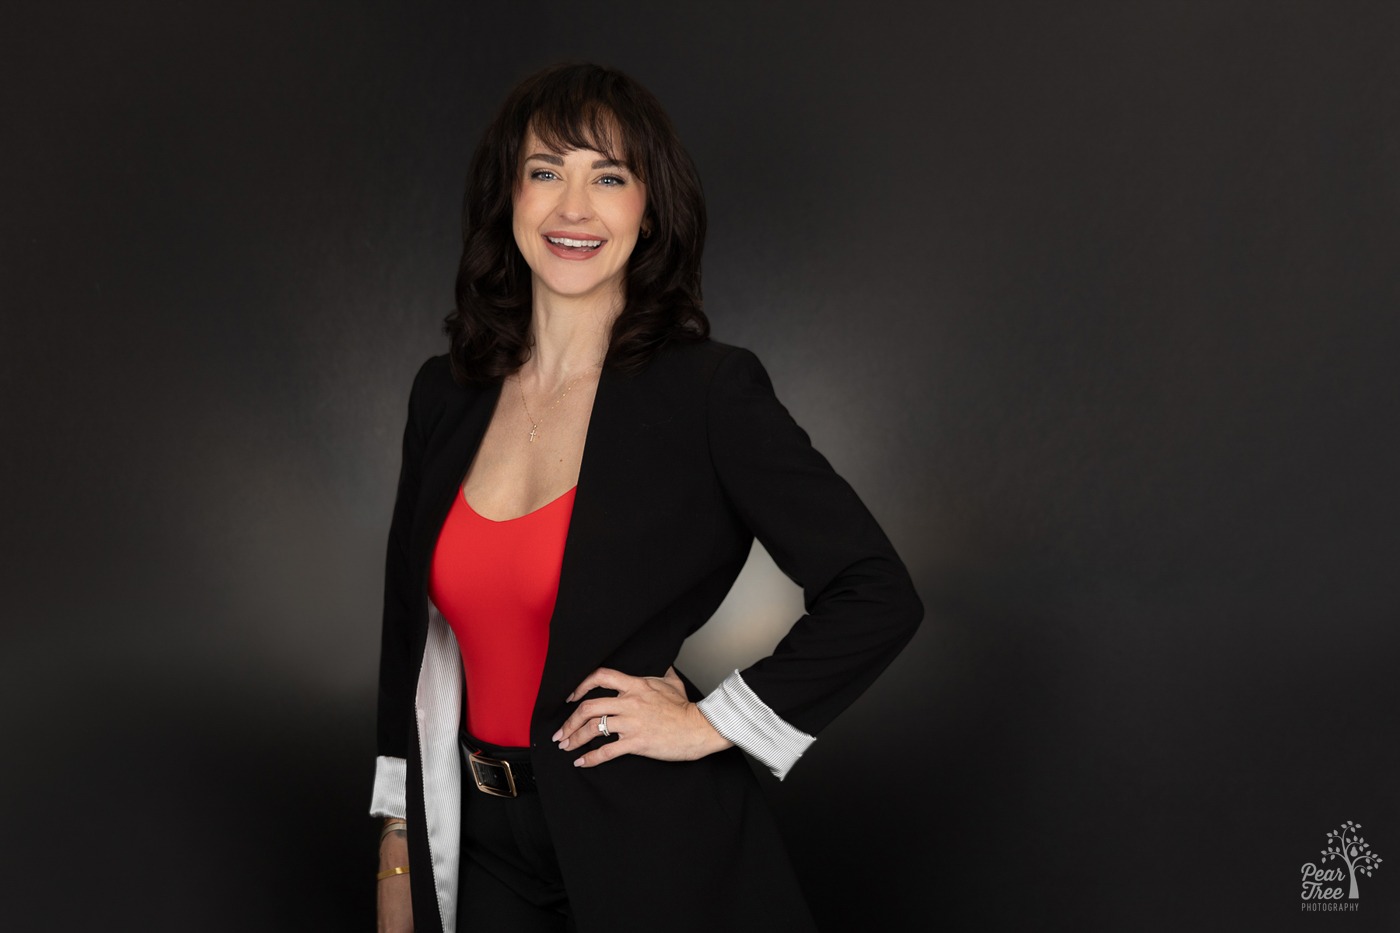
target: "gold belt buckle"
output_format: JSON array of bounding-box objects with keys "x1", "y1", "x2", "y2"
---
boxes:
[{"x1": 468, "y1": 751, "x2": 518, "y2": 798}]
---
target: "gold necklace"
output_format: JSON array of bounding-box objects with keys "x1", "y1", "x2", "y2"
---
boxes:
[{"x1": 515, "y1": 366, "x2": 597, "y2": 442}]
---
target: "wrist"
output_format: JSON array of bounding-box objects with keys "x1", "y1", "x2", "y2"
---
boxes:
[
  {"x1": 378, "y1": 819, "x2": 408, "y2": 870},
  {"x1": 379, "y1": 842, "x2": 409, "y2": 872},
  {"x1": 690, "y1": 702, "x2": 735, "y2": 757}
]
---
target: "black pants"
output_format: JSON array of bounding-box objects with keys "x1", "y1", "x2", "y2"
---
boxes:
[{"x1": 459, "y1": 731, "x2": 576, "y2": 932}]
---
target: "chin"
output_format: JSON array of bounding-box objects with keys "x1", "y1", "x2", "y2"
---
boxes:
[{"x1": 535, "y1": 272, "x2": 625, "y2": 304}]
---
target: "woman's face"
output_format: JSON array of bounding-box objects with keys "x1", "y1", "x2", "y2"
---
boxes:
[{"x1": 512, "y1": 125, "x2": 648, "y2": 311}]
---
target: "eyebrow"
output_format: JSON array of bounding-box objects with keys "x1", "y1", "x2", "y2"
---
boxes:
[{"x1": 524, "y1": 152, "x2": 628, "y2": 170}]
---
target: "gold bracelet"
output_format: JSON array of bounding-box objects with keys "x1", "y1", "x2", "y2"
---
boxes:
[
  {"x1": 376, "y1": 865, "x2": 410, "y2": 881},
  {"x1": 379, "y1": 820, "x2": 407, "y2": 843}
]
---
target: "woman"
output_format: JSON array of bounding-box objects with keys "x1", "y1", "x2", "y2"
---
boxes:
[{"x1": 372, "y1": 62, "x2": 922, "y2": 933}]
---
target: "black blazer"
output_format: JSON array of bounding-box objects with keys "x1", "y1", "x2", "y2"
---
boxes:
[{"x1": 377, "y1": 338, "x2": 922, "y2": 933}]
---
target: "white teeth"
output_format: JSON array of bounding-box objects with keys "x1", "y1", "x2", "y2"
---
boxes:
[{"x1": 547, "y1": 236, "x2": 602, "y2": 248}]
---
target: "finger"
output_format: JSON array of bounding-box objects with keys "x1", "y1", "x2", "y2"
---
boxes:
[
  {"x1": 560, "y1": 697, "x2": 613, "y2": 737},
  {"x1": 554, "y1": 697, "x2": 619, "y2": 742},
  {"x1": 565, "y1": 667, "x2": 635, "y2": 702},
  {"x1": 663, "y1": 666, "x2": 684, "y2": 690},
  {"x1": 572, "y1": 736, "x2": 635, "y2": 768},
  {"x1": 558, "y1": 716, "x2": 601, "y2": 750},
  {"x1": 559, "y1": 713, "x2": 630, "y2": 750}
]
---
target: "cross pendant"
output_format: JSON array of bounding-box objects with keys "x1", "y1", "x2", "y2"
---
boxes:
[{"x1": 528, "y1": 424, "x2": 539, "y2": 443}]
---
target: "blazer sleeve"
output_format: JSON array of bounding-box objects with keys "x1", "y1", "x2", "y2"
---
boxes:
[
  {"x1": 370, "y1": 357, "x2": 437, "y2": 817},
  {"x1": 699, "y1": 346, "x2": 923, "y2": 758}
]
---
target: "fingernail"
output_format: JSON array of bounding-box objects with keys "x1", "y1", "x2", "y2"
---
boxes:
[
  {"x1": 565, "y1": 692, "x2": 574, "y2": 702},
  {"x1": 550, "y1": 729, "x2": 562, "y2": 742},
  {"x1": 572, "y1": 757, "x2": 583, "y2": 767},
  {"x1": 558, "y1": 739, "x2": 569, "y2": 750}
]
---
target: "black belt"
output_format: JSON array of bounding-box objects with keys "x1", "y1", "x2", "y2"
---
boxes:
[{"x1": 460, "y1": 734, "x2": 537, "y2": 798}]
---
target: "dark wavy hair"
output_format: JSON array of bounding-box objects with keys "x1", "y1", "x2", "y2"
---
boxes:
[{"x1": 444, "y1": 62, "x2": 709, "y2": 383}]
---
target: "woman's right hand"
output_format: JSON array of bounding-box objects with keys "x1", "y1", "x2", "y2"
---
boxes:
[{"x1": 377, "y1": 821, "x2": 413, "y2": 933}]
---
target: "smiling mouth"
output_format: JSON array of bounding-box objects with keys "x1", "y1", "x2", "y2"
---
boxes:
[{"x1": 546, "y1": 235, "x2": 604, "y2": 250}]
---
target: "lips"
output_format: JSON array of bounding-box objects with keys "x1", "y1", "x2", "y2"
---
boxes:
[
  {"x1": 542, "y1": 232, "x2": 606, "y2": 260},
  {"x1": 547, "y1": 235, "x2": 602, "y2": 248}
]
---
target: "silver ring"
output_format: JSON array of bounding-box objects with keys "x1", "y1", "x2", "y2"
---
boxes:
[{"x1": 598, "y1": 714, "x2": 610, "y2": 737}]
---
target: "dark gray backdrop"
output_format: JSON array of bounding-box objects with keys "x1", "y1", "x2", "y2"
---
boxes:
[{"x1": 3, "y1": 2, "x2": 1397, "y2": 930}]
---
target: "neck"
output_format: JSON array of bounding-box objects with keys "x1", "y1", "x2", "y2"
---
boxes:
[{"x1": 524, "y1": 288, "x2": 618, "y2": 383}]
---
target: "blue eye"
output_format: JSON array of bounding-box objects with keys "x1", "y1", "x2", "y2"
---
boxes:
[
  {"x1": 598, "y1": 175, "x2": 625, "y2": 186},
  {"x1": 530, "y1": 169, "x2": 557, "y2": 181}
]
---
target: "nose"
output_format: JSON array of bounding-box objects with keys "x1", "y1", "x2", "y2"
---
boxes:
[{"x1": 556, "y1": 179, "x2": 592, "y2": 222}]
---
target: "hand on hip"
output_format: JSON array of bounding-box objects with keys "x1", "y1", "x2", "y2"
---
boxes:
[{"x1": 553, "y1": 666, "x2": 733, "y2": 768}]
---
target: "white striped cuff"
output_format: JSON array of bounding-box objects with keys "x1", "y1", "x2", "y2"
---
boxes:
[
  {"x1": 697, "y1": 670, "x2": 815, "y2": 780},
  {"x1": 370, "y1": 755, "x2": 407, "y2": 819}
]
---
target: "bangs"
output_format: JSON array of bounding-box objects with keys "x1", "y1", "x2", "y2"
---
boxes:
[
  {"x1": 531, "y1": 106, "x2": 624, "y2": 157},
  {"x1": 517, "y1": 77, "x2": 643, "y2": 179}
]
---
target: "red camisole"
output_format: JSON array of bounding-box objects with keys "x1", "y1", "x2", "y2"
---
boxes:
[{"x1": 427, "y1": 484, "x2": 577, "y2": 747}]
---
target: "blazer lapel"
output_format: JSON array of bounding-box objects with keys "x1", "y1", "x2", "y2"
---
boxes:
[
  {"x1": 408, "y1": 377, "x2": 503, "y2": 583},
  {"x1": 534, "y1": 363, "x2": 674, "y2": 724}
]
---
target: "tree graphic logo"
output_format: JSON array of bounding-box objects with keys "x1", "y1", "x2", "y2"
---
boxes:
[{"x1": 1305, "y1": 821, "x2": 1383, "y2": 901}]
